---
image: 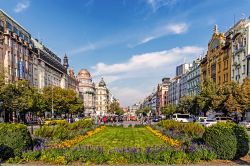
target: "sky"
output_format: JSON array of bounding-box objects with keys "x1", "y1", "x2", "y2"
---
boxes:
[{"x1": 1, "y1": 0, "x2": 250, "y2": 107}]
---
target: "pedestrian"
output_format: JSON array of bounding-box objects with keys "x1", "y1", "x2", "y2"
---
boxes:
[{"x1": 103, "y1": 116, "x2": 107, "y2": 124}]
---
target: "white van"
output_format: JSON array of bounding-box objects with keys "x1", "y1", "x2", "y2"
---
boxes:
[{"x1": 171, "y1": 113, "x2": 193, "y2": 122}]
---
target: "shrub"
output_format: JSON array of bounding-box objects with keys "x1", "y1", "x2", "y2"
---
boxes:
[
  {"x1": 44, "y1": 119, "x2": 66, "y2": 125},
  {"x1": 203, "y1": 122, "x2": 237, "y2": 160},
  {"x1": 0, "y1": 144, "x2": 14, "y2": 161},
  {"x1": 230, "y1": 123, "x2": 249, "y2": 159},
  {"x1": 183, "y1": 122, "x2": 205, "y2": 138},
  {"x1": 7, "y1": 145, "x2": 218, "y2": 164},
  {"x1": 22, "y1": 150, "x2": 41, "y2": 162},
  {"x1": 34, "y1": 125, "x2": 54, "y2": 138},
  {"x1": 158, "y1": 120, "x2": 181, "y2": 131},
  {"x1": 158, "y1": 120, "x2": 205, "y2": 138},
  {"x1": 0, "y1": 123, "x2": 33, "y2": 157},
  {"x1": 34, "y1": 118, "x2": 94, "y2": 140}
]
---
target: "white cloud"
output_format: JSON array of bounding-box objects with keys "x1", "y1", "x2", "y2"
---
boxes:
[
  {"x1": 165, "y1": 23, "x2": 188, "y2": 34},
  {"x1": 91, "y1": 46, "x2": 204, "y2": 106},
  {"x1": 133, "y1": 22, "x2": 188, "y2": 47},
  {"x1": 146, "y1": 0, "x2": 176, "y2": 12},
  {"x1": 70, "y1": 42, "x2": 96, "y2": 55},
  {"x1": 14, "y1": 0, "x2": 30, "y2": 13},
  {"x1": 110, "y1": 87, "x2": 147, "y2": 107},
  {"x1": 93, "y1": 46, "x2": 201, "y2": 76}
]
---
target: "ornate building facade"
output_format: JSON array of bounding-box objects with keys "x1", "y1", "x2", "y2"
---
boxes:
[
  {"x1": 32, "y1": 38, "x2": 68, "y2": 89},
  {"x1": 202, "y1": 25, "x2": 231, "y2": 86},
  {"x1": 186, "y1": 59, "x2": 201, "y2": 96},
  {"x1": 77, "y1": 69, "x2": 95, "y2": 116},
  {"x1": 230, "y1": 19, "x2": 250, "y2": 84},
  {"x1": 95, "y1": 78, "x2": 109, "y2": 116},
  {"x1": 156, "y1": 77, "x2": 171, "y2": 114},
  {"x1": 0, "y1": 10, "x2": 34, "y2": 84}
]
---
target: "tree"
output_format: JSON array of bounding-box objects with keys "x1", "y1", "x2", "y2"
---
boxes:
[
  {"x1": 197, "y1": 78, "x2": 220, "y2": 116},
  {"x1": 136, "y1": 106, "x2": 150, "y2": 116},
  {"x1": 29, "y1": 87, "x2": 46, "y2": 116},
  {"x1": 0, "y1": 80, "x2": 34, "y2": 122},
  {"x1": 161, "y1": 104, "x2": 176, "y2": 118},
  {"x1": 43, "y1": 86, "x2": 84, "y2": 117},
  {"x1": 177, "y1": 96, "x2": 195, "y2": 113},
  {"x1": 240, "y1": 78, "x2": 250, "y2": 113},
  {"x1": 216, "y1": 82, "x2": 242, "y2": 116},
  {"x1": 108, "y1": 101, "x2": 124, "y2": 116}
]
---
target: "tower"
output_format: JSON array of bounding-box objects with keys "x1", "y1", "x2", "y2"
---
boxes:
[{"x1": 63, "y1": 53, "x2": 69, "y2": 69}]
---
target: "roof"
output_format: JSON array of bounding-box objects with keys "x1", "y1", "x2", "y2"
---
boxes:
[
  {"x1": 78, "y1": 69, "x2": 91, "y2": 78},
  {"x1": 0, "y1": 9, "x2": 30, "y2": 35}
]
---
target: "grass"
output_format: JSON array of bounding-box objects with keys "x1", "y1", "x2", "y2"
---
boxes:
[{"x1": 79, "y1": 126, "x2": 165, "y2": 149}]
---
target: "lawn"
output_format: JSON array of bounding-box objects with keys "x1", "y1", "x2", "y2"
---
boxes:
[{"x1": 79, "y1": 126, "x2": 165, "y2": 149}]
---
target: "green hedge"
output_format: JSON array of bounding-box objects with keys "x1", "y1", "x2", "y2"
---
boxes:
[
  {"x1": 230, "y1": 123, "x2": 249, "y2": 159},
  {"x1": 34, "y1": 118, "x2": 93, "y2": 140},
  {"x1": 158, "y1": 120, "x2": 205, "y2": 138},
  {"x1": 0, "y1": 123, "x2": 33, "y2": 158},
  {"x1": 0, "y1": 144, "x2": 14, "y2": 161},
  {"x1": 203, "y1": 122, "x2": 249, "y2": 160}
]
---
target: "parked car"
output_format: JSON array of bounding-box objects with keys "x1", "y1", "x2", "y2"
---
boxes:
[
  {"x1": 216, "y1": 117, "x2": 233, "y2": 122},
  {"x1": 152, "y1": 116, "x2": 161, "y2": 122},
  {"x1": 239, "y1": 121, "x2": 250, "y2": 130},
  {"x1": 199, "y1": 119, "x2": 217, "y2": 127},
  {"x1": 196, "y1": 116, "x2": 208, "y2": 122}
]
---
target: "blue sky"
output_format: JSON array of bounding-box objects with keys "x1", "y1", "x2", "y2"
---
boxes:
[{"x1": 1, "y1": 0, "x2": 250, "y2": 106}]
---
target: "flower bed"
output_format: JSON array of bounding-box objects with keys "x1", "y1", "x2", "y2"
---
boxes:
[
  {"x1": 146, "y1": 126, "x2": 181, "y2": 148},
  {"x1": 9, "y1": 145, "x2": 217, "y2": 165},
  {"x1": 157, "y1": 120, "x2": 205, "y2": 140},
  {"x1": 48, "y1": 126, "x2": 107, "y2": 148},
  {"x1": 34, "y1": 118, "x2": 94, "y2": 141}
]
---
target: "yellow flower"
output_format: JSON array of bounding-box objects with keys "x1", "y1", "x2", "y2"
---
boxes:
[
  {"x1": 48, "y1": 126, "x2": 107, "y2": 148},
  {"x1": 146, "y1": 126, "x2": 181, "y2": 148}
]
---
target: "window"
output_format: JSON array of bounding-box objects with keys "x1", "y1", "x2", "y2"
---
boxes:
[
  {"x1": 6, "y1": 21, "x2": 12, "y2": 31},
  {"x1": 213, "y1": 56, "x2": 216, "y2": 64},
  {"x1": 243, "y1": 65, "x2": 246, "y2": 74},
  {"x1": 19, "y1": 32, "x2": 24, "y2": 39},
  {"x1": 224, "y1": 60, "x2": 228, "y2": 69},
  {"x1": 14, "y1": 27, "x2": 18, "y2": 35},
  {"x1": 24, "y1": 35, "x2": 28, "y2": 42}
]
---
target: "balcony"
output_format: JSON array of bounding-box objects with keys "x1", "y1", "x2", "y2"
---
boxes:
[
  {"x1": 234, "y1": 46, "x2": 245, "y2": 55},
  {"x1": 232, "y1": 61, "x2": 241, "y2": 67}
]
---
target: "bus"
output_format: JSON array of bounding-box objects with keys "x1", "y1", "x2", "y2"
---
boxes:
[{"x1": 171, "y1": 113, "x2": 193, "y2": 122}]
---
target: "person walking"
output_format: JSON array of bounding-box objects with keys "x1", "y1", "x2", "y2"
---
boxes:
[{"x1": 103, "y1": 116, "x2": 107, "y2": 124}]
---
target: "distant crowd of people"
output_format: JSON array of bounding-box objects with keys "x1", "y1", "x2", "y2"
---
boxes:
[{"x1": 94, "y1": 116, "x2": 125, "y2": 124}]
